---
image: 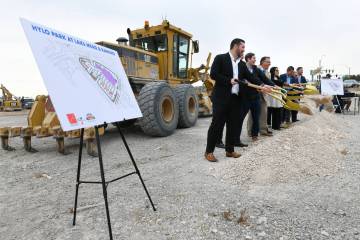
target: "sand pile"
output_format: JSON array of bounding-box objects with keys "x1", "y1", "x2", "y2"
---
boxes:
[{"x1": 214, "y1": 98, "x2": 350, "y2": 186}]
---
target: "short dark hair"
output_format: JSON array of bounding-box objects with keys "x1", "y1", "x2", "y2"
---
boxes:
[
  {"x1": 297, "y1": 67, "x2": 303, "y2": 71},
  {"x1": 260, "y1": 56, "x2": 270, "y2": 64},
  {"x1": 230, "y1": 38, "x2": 245, "y2": 49},
  {"x1": 245, "y1": 52, "x2": 255, "y2": 62},
  {"x1": 287, "y1": 66, "x2": 294, "y2": 71}
]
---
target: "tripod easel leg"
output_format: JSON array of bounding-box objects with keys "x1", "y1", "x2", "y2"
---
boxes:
[
  {"x1": 95, "y1": 126, "x2": 113, "y2": 240},
  {"x1": 335, "y1": 96, "x2": 344, "y2": 114},
  {"x1": 115, "y1": 123, "x2": 156, "y2": 211},
  {"x1": 73, "y1": 128, "x2": 84, "y2": 225},
  {"x1": 71, "y1": 123, "x2": 156, "y2": 239}
]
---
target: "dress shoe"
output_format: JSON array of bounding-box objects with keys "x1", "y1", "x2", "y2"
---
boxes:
[
  {"x1": 260, "y1": 132, "x2": 273, "y2": 136},
  {"x1": 204, "y1": 152, "x2": 217, "y2": 162},
  {"x1": 215, "y1": 142, "x2": 225, "y2": 149},
  {"x1": 225, "y1": 151, "x2": 241, "y2": 158},
  {"x1": 234, "y1": 142, "x2": 248, "y2": 147},
  {"x1": 252, "y1": 136, "x2": 258, "y2": 141},
  {"x1": 280, "y1": 123, "x2": 290, "y2": 129}
]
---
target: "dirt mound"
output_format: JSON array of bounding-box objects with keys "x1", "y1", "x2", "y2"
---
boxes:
[{"x1": 215, "y1": 98, "x2": 349, "y2": 186}]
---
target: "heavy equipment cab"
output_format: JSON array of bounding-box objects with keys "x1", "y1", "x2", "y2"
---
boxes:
[{"x1": 128, "y1": 20, "x2": 198, "y2": 83}]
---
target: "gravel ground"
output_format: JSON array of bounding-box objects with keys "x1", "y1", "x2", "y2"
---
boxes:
[{"x1": 0, "y1": 98, "x2": 359, "y2": 240}]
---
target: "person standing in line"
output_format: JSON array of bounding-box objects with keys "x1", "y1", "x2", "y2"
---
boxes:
[
  {"x1": 280, "y1": 66, "x2": 296, "y2": 127},
  {"x1": 296, "y1": 67, "x2": 307, "y2": 84},
  {"x1": 268, "y1": 67, "x2": 283, "y2": 130},
  {"x1": 290, "y1": 70, "x2": 300, "y2": 122},
  {"x1": 235, "y1": 53, "x2": 273, "y2": 142},
  {"x1": 204, "y1": 38, "x2": 244, "y2": 162},
  {"x1": 247, "y1": 56, "x2": 275, "y2": 137}
]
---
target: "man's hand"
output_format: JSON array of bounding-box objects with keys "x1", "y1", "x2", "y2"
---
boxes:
[
  {"x1": 231, "y1": 78, "x2": 238, "y2": 85},
  {"x1": 261, "y1": 85, "x2": 273, "y2": 94}
]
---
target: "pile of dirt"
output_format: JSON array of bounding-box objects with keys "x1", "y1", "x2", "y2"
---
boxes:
[{"x1": 214, "y1": 98, "x2": 349, "y2": 186}]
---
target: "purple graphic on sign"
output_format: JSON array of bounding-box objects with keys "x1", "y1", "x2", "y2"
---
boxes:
[
  {"x1": 79, "y1": 57, "x2": 119, "y2": 103},
  {"x1": 95, "y1": 63, "x2": 117, "y2": 86}
]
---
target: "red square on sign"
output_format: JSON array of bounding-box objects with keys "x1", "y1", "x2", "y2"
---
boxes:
[{"x1": 66, "y1": 113, "x2": 77, "y2": 124}]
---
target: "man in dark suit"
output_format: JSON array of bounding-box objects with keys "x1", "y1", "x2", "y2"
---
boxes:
[
  {"x1": 247, "y1": 56, "x2": 275, "y2": 138},
  {"x1": 204, "y1": 38, "x2": 244, "y2": 162},
  {"x1": 296, "y1": 67, "x2": 307, "y2": 83},
  {"x1": 235, "y1": 53, "x2": 273, "y2": 142},
  {"x1": 280, "y1": 66, "x2": 299, "y2": 124},
  {"x1": 279, "y1": 66, "x2": 296, "y2": 85}
]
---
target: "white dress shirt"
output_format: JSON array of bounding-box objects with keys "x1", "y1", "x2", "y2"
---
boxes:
[{"x1": 229, "y1": 51, "x2": 240, "y2": 95}]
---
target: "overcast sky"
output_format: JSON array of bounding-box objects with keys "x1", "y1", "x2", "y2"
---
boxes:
[{"x1": 1, "y1": 0, "x2": 360, "y2": 97}]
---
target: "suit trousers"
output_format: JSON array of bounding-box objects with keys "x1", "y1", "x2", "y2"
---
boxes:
[
  {"x1": 269, "y1": 107, "x2": 282, "y2": 130},
  {"x1": 291, "y1": 110, "x2": 298, "y2": 122},
  {"x1": 284, "y1": 105, "x2": 298, "y2": 123},
  {"x1": 235, "y1": 96, "x2": 261, "y2": 142},
  {"x1": 247, "y1": 94, "x2": 268, "y2": 136},
  {"x1": 206, "y1": 95, "x2": 237, "y2": 153}
]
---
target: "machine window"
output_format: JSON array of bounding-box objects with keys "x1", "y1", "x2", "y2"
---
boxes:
[
  {"x1": 177, "y1": 35, "x2": 189, "y2": 78},
  {"x1": 173, "y1": 34, "x2": 178, "y2": 77},
  {"x1": 133, "y1": 34, "x2": 167, "y2": 52}
]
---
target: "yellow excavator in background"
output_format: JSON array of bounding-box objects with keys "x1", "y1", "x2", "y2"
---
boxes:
[
  {"x1": 0, "y1": 84, "x2": 22, "y2": 111},
  {"x1": 0, "y1": 20, "x2": 214, "y2": 156},
  {"x1": 97, "y1": 19, "x2": 214, "y2": 136}
]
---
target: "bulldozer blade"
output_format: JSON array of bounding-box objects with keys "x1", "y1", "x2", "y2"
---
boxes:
[
  {"x1": 55, "y1": 137, "x2": 71, "y2": 155},
  {"x1": 23, "y1": 136, "x2": 37, "y2": 153},
  {"x1": 1, "y1": 137, "x2": 15, "y2": 151},
  {"x1": 86, "y1": 139, "x2": 98, "y2": 157}
]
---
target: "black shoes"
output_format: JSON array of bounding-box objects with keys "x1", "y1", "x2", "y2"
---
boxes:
[
  {"x1": 215, "y1": 141, "x2": 225, "y2": 149},
  {"x1": 217, "y1": 141, "x2": 249, "y2": 148},
  {"x1": 234, "y1": 142, "x2": 248, "y2": 147}
]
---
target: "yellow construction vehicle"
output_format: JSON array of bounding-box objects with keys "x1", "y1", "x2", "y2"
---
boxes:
[
  {"x1": 0, "y1": 84, "x2": 22, "y2": 111},
  {"x1": 0, "y1": 95, "x2": 104, "y2": 155},
  {"x1": 1, "y1": 20, "x2": 213, "y2": 155},
  {"x1": 97, "y1": 20, "x2": 213, "y2": 136}
]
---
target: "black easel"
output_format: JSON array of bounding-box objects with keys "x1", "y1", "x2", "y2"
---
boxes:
[
  {"x1": 334, "y1": 95, "x2": 344, "y2": 114},
  {"x1": 72, "y1": 122, "x2": 156, "y2": 240}
]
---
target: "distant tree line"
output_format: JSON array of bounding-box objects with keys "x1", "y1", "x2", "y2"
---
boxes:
[{"x1": 343, "y1": 75, "x2": 360, "y2": 81}]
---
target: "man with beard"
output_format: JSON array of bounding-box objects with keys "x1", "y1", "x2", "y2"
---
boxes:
[
  {"x1": 247, "y1": 56, "x2": 275, "y2": 138},
  {"x1": 235, "y1": 53, "x2": 273, "y2": 142},
  {"x1": 204, "y1": 38, "x2": 244, "y2": 162}
]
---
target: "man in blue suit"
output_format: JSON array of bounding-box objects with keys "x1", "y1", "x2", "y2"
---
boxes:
[
  {"x1": 279, "y1": 66, "x2": 298, "y2": 125},
  {"x1": 296, "y1": 67, "x2": 307, "y2": 84},
  {"x1": 280, "y1": 66, "x2": 296, "y2": 85}
]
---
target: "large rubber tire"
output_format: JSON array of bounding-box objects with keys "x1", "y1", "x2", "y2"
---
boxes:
[
  {"x1": 138, "y1": 82, "x2": 179, "y2": 137},
  {"x1": 174, "y1": 84, "x2": 199, "y2": 128}
]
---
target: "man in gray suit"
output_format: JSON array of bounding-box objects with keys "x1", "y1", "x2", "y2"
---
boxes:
[{"x1": 247, "y1": 56, "x2": 274, "y2": 137}]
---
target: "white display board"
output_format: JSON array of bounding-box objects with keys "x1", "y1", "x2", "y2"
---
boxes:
[
  {"x1": 321, "y1": 79, "x2": 344, "y2": 96},
  {"x1": 20, "y1": 18, "x2": 142, "y2": 131}
]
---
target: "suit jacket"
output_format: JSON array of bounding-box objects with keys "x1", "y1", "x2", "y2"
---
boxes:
[
  {"x1": 257, "y1": 68, "x2": 275, "y2": 86},
  {"x1": 238, "y1": 65, "x2": 273, "y2": 100},
  {"x1": 280, "y1": 73, "x2": 297, "y2": 85},
  {"x1": 299, "y1": 75, "x2": 307, "y2": 84},
  {"x1": 210, "y1": 53, "x2": 240, "y2": 104}
]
